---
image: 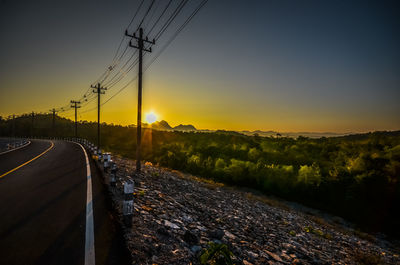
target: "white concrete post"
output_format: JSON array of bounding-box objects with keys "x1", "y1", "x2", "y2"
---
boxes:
[
  {"x1": 103, "y1": 153, "x2": 111, "y2": 172},
  {"x1": 123, "y1": 178, "x2": 134, "y2": 227},
  {"x1": 110, "y1": 162, "x2": 117, "y2": 187}
]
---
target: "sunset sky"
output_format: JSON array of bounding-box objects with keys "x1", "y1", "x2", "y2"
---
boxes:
[{"x1": 0, "y1": 0, "x2": 399, "y2": 132}]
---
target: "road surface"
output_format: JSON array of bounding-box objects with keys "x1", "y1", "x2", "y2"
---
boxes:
[{"x1": 0, "y1": 139, "x2": 130, "y2": 265}]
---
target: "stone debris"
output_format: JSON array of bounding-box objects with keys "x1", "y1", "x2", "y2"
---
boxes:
[{"x1": 107, "y1": 157, "x2": 400, "y2": 265}]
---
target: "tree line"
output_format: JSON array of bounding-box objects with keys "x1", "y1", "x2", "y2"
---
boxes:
[{"x1": 1, "y1": 114, "x2": 399, "y2": 238}]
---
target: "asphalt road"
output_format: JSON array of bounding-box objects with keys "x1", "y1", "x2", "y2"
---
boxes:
[{"x1": 0, "y1": 139, "x2": 130, "y2": 265}]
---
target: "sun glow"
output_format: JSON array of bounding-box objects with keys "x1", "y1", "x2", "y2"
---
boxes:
[{"x1": 145, "y1": 111, "x2": 158, "y2": 124}]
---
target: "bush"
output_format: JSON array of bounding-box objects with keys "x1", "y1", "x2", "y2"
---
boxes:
[{"x1": 200, "y1": 242, "x2": 234, "y2": 265}]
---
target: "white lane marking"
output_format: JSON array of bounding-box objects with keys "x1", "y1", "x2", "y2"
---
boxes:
[
  {"x1": 75, "y1": 142, "x2": 95, "y2": 265},
  {"x1": 0, "y1": 140, "x2": 31, "y2": 155}
]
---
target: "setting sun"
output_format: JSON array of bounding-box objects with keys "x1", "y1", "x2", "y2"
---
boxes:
[{"x1": 145, "y1": 112, "x2": 158, "y2": 124}]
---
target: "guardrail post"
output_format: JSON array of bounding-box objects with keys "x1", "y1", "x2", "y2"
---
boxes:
[
  {"x1": 110, "y1": 162, "x2": 117, "y2": 187},
  {"x1": 123, "y1": 178, "x2": 134, "y2": 227},
  {"x1": 103, "y1": 153, "x2": 111, "y2": 172}
]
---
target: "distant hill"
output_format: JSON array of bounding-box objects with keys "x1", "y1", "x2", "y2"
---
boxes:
[
  {"x1": 173, "y1": 124, "x2": 196, "y2": 131},
  {"x1": 151, "y1": 120, "x2": 173, "y2": 131},
  {"x1": 149, "y1": 120, "x2": 196, "y2": 132},
  {"x1": 215, "y1": 130, "x2": 245, "y2": 136},
  {"x1": 239, "y1": 130, "x2": 350, "y2": 139}
]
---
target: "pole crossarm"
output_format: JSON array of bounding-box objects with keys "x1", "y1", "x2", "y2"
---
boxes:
[
  {"x1": 125, "y1": 30, "x2": 155, "y2": 44},
  {"x1": 128, "y1": 41, "x2": 152, "y2": 52},
  {"x1": 93, "y1": 90, "x2": 106, "y2": 94},
  {"x1": 70, "y1": 100, "x2": 81, "y2": 105},
  {"x1": 125, "y1": 29, "x2": 155, "y2": 53},
  {"x1": 91, "y1": 83, "x2": 107, "y2": 92}
]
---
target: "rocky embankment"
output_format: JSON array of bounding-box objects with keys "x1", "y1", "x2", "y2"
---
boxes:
[{"x1": 107, "y1": 157, "x2": 399, "y2": 265}]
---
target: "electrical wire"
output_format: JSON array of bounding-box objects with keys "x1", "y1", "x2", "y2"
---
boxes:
[
  {"x1": 99, "y1": 0, "x2": 188, "y2": 90},
  {"x1": 98, "y1": 0, "x2": 158, "y2": 88},
  {"x1": 20, "y1": 0, "x2": 208, "y2": 120},
  {"x1": 98, "y1": 0, "x2": 209, "y2": 108},
  {"x1": 154, "y1": 0, "x2": 189, "y2": 40},
  {"x1": 135, "y1": 0, "x2": 156, "y2": 32},
  {"x1": 149, "y1": 0, "x2": 208, "y2": 68},
  {"x1": 91, "y1": 0, "x2": 146, "y2": 87},
  {"x1": 148, "y1": 0, "x2": 173, "y2": 35}
]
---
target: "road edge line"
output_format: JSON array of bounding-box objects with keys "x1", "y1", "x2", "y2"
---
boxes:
[
  {"x1": 0, "y1": 140, "x2": 31, "y2": 155},
  {"x1": 74, "y1": 142, "x2": 96, "y2": 265}
]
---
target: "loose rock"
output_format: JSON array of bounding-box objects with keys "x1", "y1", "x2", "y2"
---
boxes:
[{"x1": 107, "y1": 157, "x2": 400, "y2": 265}]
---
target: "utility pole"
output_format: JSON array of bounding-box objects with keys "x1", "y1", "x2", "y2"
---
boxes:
[
  {"x1": 50, "y1": 108, "x2": 57, "y2": 137},
  {"x1": 91, "y1": 83, "x2": 107, "y2": 150},
  {"x1": 31, "y1": 111, "x2": 34, "y2": 137},
  {"x1": 12, "y1": 114, "x2": 15, "y2": 138},
  {"x1": 70, "y1": 100, "x2": 81, "y2": 138},
  {"x1": 125, "y1": 27, "x2": 155, "y2": 173}
]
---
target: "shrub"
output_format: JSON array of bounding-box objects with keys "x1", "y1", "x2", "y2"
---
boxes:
[{"x1": 200, "y1": 242, "x2": 234, "y2": 265}]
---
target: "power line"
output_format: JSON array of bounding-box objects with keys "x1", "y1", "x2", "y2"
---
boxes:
[
  {"x1": 102, "y1": 75, "x2": 138, "y2": 106},
  {"x1": 149, "y1": 0, "x2": 209, "y2": 67},
  {"x1": 105, "y1": 57, "x2": 139, "y2": 88},
  {"x1": 142, "y1": 0, "x2": 162, "y2": 30},
  {"x1": 148, "y1": 0, "x2": 174, "y2": 35},
  {"x1": 98, "y1": 0, "x2": 208, "y2": 108},
  {"x1": 102, "y1": 49, "x2": 138, "y2": 87},
  {"x1": 91, "y1": 0, "x2": 146, "y2": 87},
  {"x1": 9, "y1": 0, "x2": 208, "y2": 127},
  {"x1": 154, "y1": 0, "x2": 189, "y2": 40},
  {"x1": 112, "y1": 0, "x2": 146, "y2": 64},
  {"x1": 135, "y1": 0, "x2": 156, "y2": 32},
  {"x1": 98, "y1": 0, "x2": 158, "y2": 88},
  {"x1": 99, "y1": 0, "x2": 188, "y2": 90}
]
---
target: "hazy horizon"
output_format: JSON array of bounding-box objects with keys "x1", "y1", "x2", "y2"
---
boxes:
[{"x1": 4, "y1": 112, "x2": 398, "y2": 135}]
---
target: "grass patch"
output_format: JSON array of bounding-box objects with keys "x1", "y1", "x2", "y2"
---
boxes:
[
  {"x1": 304, "y1": 225, "x2": 332, "y2": 240},
  {"x1": 200, "y1": 242, "x2": 234, "y2": 265}
]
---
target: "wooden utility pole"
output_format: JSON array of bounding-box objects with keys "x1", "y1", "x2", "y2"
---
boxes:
[
  {"x1": 70, "y1": 100, "x2": 81, "y2": 138},
  {"x1": 50, "y1": 108, "x2": 56, "y2": 137},
  {"x1": 125, "y1": 27, "x2": 155, "y2": 173},
  {"x1": 12, "y1": 114, "x2": 15, "y2": 138},
  {"x1": 91, "y1": 83, "x2": 107, "y2": 150},
  {"x1": 31, "y1": 111, "x2": 34, "y2": 137},
  {"x1": 125, "y1": 28, "x2": 156, "y2": 172}
]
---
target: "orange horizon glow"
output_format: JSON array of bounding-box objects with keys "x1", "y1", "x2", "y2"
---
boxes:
[{"x1": 1, "y1": 93, "x2": 399, "y2": 134}]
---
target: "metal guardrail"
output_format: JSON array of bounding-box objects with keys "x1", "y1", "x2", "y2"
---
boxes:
[{"x1": 0, "y1": 138, "x2": 30, "y2": 154}]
